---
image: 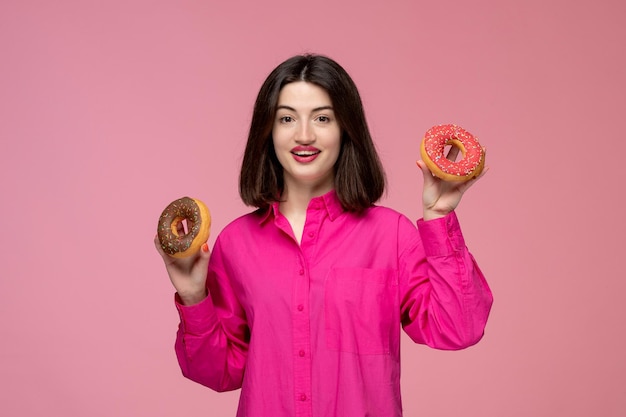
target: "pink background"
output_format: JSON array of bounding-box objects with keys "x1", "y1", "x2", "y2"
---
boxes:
[{"x1": 1, "y1": 0, "x2": 625, "y2": 416}]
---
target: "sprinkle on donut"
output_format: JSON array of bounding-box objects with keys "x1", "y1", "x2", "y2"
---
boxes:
[{"x1": 420, "y1": 124, "x2": 485, "y2": 182}]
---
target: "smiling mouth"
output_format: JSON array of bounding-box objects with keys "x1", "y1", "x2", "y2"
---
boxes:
[{"x1": 291, "y1": 150, "x2": 321, "y2": 157}]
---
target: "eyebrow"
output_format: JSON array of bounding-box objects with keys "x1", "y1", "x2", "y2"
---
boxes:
[{"x1": 276, "y1": 105, "x2": 334, "y2": 112}]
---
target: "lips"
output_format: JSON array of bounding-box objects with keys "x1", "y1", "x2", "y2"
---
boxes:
[{"x1": 291, "y1": 146, "x2": 321, "y2": 163}]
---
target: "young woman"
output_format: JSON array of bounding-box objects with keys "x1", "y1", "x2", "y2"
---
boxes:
[{"x1": 155, "y1": 54, "x2": 493, "y2": 417}]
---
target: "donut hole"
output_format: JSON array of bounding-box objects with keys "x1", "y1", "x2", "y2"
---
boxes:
[
  {"x1": 445, "y1": 139, "x2": 467, "y2": 162},
  {"x1": 180, "y1": 219, "x2": 189, "y2": 234},
  {"x1": 170, "y1": 217, "x2": 190, "y2": 237}
]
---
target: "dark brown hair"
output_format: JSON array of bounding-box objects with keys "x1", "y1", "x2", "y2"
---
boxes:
[{"x1": 239, "y1": 54, "x2": 386, "y2": 212}]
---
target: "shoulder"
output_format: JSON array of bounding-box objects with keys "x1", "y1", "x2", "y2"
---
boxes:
[
  {"x1": 344, "y1": 205, "x2": 419, "y2": 239},
  {"x1": 361, "y1": 205, "x2": 416, "y2": 228},
  {"x1": 220, "y1": 210, "x2": 266, "y2": 231},
  {"x1": 359, "y1": 205, "x2": 421, "y2": 250},
  {"x1": 214, "y1": 209, "x2": 266, "y2": 244}
]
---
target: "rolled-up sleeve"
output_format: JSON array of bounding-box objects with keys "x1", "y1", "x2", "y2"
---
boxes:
[
  {"x1": 174, "y1": 236, "x2": 250, "y2": 392},
  {"x1": 399, "y1": 211, "x2": 493, "y2": 350}
]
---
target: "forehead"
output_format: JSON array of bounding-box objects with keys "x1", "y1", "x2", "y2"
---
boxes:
[{"x1": 277, "y1": 81, "x2": 332, "y2": 108}]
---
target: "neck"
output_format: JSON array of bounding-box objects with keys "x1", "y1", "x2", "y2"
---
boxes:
[
  {"x1": 280, "y1": 185, "x2": 329, "y2": 216},
  {"x1": 280, "y1": 175, "x2": 333, "y2": 215},
  {"x1": 279, "y1": 180, "x2": 332, "y2": 242}
]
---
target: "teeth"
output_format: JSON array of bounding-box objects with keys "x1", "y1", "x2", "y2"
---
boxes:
[{"x1": 294, "y1": 151, "x2": 319, "y2": 156}]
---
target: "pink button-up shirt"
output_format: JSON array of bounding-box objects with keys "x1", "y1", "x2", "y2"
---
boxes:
[{"x1": 174, "y1": 190, "x2": 492, "y2": 417}]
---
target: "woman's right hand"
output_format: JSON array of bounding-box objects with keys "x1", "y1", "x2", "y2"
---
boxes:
[{"x1": 154, "y1": 235, "x2": 211, "y2": 305}]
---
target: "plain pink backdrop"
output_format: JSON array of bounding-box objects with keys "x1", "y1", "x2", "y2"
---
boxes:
[{"x1": 1, "y1": 0, "x2": 625, "y2": 416}]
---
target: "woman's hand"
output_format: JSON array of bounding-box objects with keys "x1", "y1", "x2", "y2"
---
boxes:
[
  {"x1": 416, "y1": 147, "x2": 488, "y2": 221},
  {"x1": 154, "y1": 233, "x2": 211, "y2": 305}
]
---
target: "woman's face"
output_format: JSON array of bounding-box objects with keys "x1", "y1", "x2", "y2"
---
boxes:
[{"x1": 272, "y1": 81, "x2": 341, "y2": 194}]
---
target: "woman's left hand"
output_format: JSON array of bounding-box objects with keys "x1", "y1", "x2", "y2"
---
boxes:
[{"x1": 416, "y1": 148, "x2": 487, "y2": 221}]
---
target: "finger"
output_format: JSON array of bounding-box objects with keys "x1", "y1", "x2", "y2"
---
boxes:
[
  {"x1": 416, "y1": 160, "x2": 434, "y2": 182},
  {"x1": 200, "y1": 242, "x2": 211, "y2": 258},
  {"x1": 190, "y1": 242, "x2": 212, "y2": 276},
  {"x1": 455, "y1": 147, "x2": 488, "y2": 193},
  {"x1": 462, "y1": 146, "x2": 488, "y2": 182},
  {"x1": 477, "y1": 165, "x2": 489, "y2": 179},
  {"x1": 154, "y1": 234, "x2": 176, "y2": 265},
  {"x1": 154, "y1": 234, "x2": 165, "y2": 255},
  {"x1": 446, "y1": 145, "x2": 460, "y2": 162},
  {"x1": 457, "y1": 166, "x2": 489, "y2": 194}
]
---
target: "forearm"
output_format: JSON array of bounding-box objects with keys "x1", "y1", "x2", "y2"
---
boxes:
[
  {"x1": 174, "y1": 294, "x2": 248, "y2": 391},
  {"x1": 401, "y1": 212, "x2": 493, "y2": 349}
]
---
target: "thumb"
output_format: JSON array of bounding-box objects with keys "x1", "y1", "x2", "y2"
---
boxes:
[
  {"x1": 416, "y1": 160, "x2": 436, "y2": 187},
  {"x1": 199, "y1": 241, "x2": 211, "y2": 261},
  {"x1": 196, "y1": 241, "x2": 212, "y2": 269},
  {"x1": 191, "y1": 242, "x2": 212, "y2": 281}
]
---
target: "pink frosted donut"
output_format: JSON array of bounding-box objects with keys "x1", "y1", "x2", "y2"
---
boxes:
[{"x1": 420, "y1": 124, "x2": 485, "y2": 181}]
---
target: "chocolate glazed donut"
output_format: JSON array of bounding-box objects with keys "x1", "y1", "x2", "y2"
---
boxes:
[{"x1": 157, "y1": 197, "x2": 211, "y2": 258}]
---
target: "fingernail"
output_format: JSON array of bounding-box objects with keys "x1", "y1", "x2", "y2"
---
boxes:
[{"x1": 201, "y1": 243, "x2": 209, "y2": 253}]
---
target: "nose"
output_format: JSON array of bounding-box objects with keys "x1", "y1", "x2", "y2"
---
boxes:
[{"x1": 295, "y1": 121, "x2": 315, "y2": 143}]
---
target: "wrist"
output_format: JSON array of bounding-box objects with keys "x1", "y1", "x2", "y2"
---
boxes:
[
  {"x1": 177, "y1": 289, "x2": 208, "y2": 306},
  {"x1": 422, "y1": 209, "x2": 449, "y2": 221}
]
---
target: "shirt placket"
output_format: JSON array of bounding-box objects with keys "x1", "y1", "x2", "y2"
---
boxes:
[
  {"x1": 292, "y1": 204, "x2": 323, "y2": 417},
  {"x1": 292, "y1": 253, "x2": 311, "y2": 417}
]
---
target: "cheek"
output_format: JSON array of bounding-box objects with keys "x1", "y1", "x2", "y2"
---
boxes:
[
  {"x1": 329, "y1": 141, "x2": 342, "y2": 165},
  {"x1": 330, "y1": 129, "x2": 342, "y2": 153},
  {"x1": 272, "y1": 125, "x2": 290, "y2": 147},
  {"x1": 271, "y1": 133, "x2": 289, "y2": 166}
]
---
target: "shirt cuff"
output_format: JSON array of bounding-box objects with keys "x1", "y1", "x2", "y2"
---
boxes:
[
  {"x1": 174, "y1": 293, "x2": 217, "y2": 335},
  {"x1": 416, "y1": 211, "x2": 466, "y2": 257}
]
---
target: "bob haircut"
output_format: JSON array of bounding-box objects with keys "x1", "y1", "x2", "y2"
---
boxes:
[{"x1": 239, "y1": 54, "x2": 386, "y2": 213}]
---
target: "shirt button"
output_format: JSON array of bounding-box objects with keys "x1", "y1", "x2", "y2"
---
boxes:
[
  {"x1": 299, "y1": 269, "x2": 304, "y2": 275},
  {"x1": 300, "y1": 394, "x2": 307, "y2": 401},
  {"x1": 308, "y1": 232, "x2": 314, "y2": 238},
  {"x1": 299, "y1": 349, "x2": 305, "y2": 357},
  {"x1": 297, "y1": 304, "x2": 304, "y2": 311}
]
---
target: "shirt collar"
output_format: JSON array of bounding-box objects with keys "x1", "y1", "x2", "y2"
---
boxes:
[{"x1": 258, "y1": 189, "x2": 344, "y2": 224}]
